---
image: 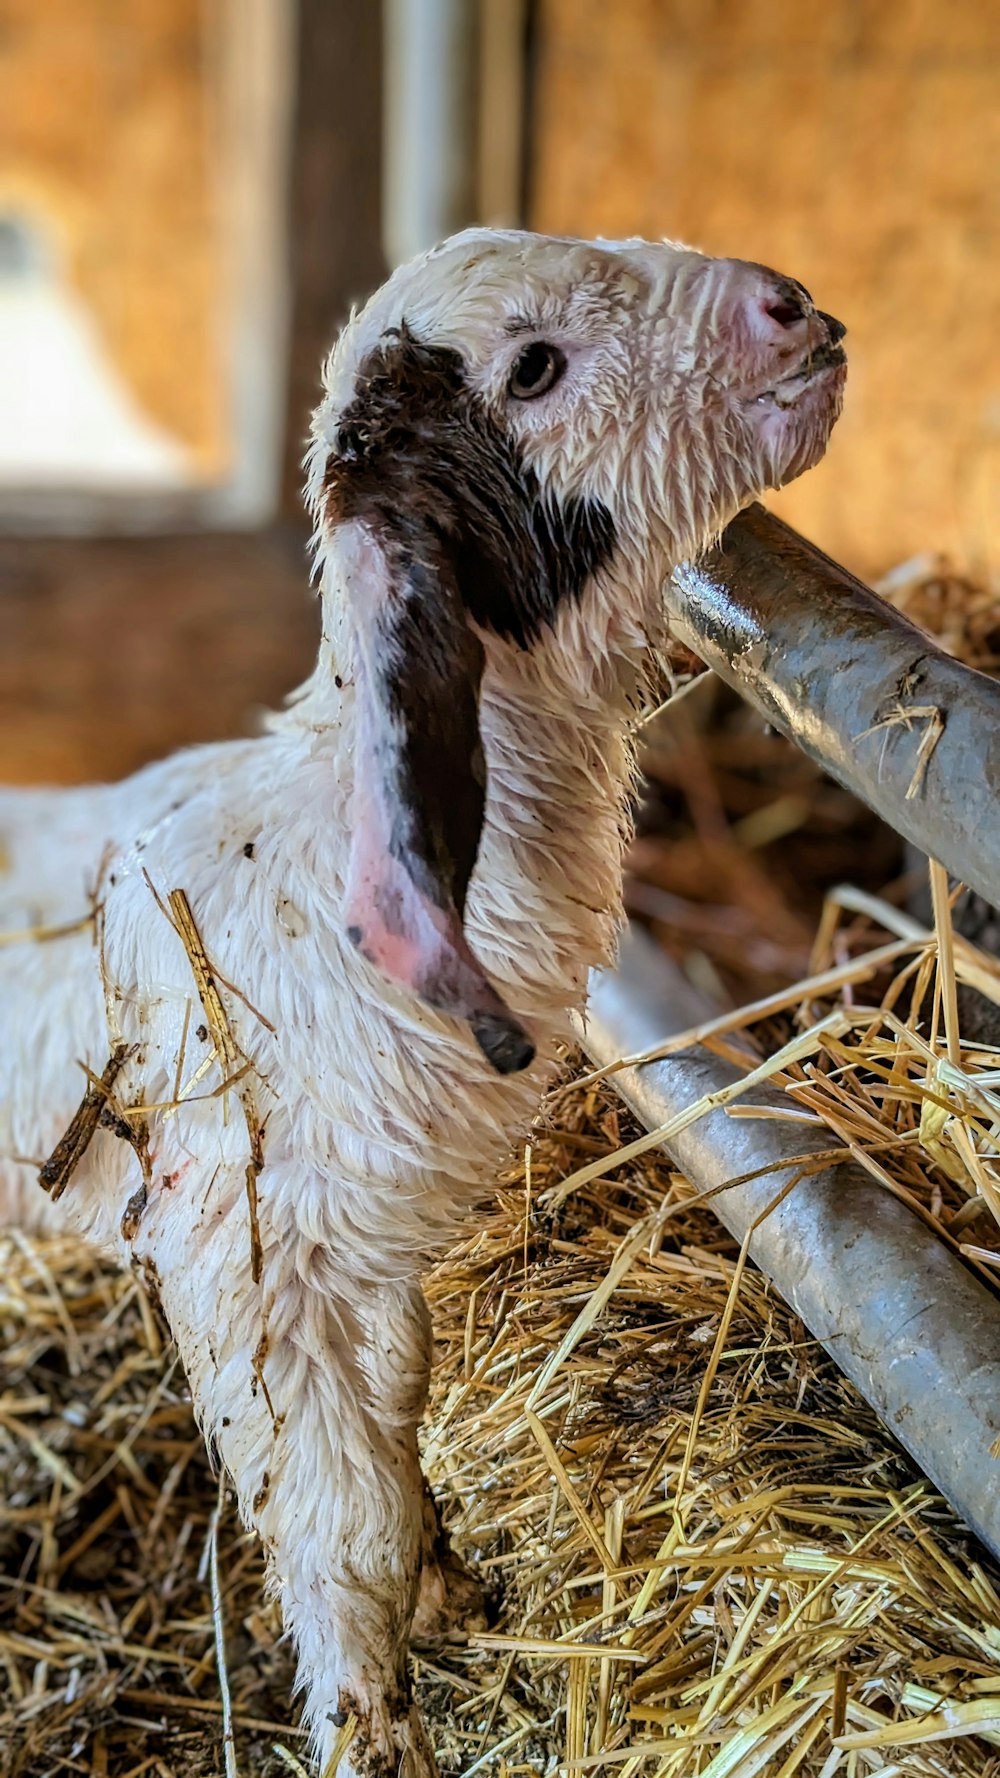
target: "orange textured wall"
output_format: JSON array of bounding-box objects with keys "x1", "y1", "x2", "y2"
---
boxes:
[{"x1": 532, "y1": 0, "x2": 1000, "y2": 576}]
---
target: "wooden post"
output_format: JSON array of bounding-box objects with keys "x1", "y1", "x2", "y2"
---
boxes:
[{"x1": 281, "y1": 0, "x2": 387, "y2": 518}]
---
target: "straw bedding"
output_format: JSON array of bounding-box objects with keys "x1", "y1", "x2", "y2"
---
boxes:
[{"x1": 4, "y1": 560, "x2": 1000, "y2": 1777}]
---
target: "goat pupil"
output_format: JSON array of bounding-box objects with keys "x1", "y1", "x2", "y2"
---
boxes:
[{"x1": 510, "y1": 342, "x2": 564, "y2": 399}]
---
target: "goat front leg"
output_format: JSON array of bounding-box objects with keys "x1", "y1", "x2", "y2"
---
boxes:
[
  {"x1": 357, "y1": 1281, "x2": 487, "y2": 1650},
  {"x1": 134, "y1": 1192, "x2": 437, "y2": 1777}
]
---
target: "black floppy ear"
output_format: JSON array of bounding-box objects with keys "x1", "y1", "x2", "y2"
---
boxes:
[
  {"x1": 326, "y1": 338, "x2": 535, "y2": 1075},
  {"x1": 321, "y1": 319, "x2": 616, "y2": 1070},
  {"x1": 323, "y1": 316, "x2": 615, "y2": 1066}
]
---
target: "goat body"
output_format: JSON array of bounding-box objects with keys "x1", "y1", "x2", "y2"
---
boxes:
[{"x1": 0, "y1": 230, "x2": 845, "y2": 1775}]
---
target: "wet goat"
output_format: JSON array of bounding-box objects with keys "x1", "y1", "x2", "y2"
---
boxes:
[{"x1": 0, "y1": 230, "x2": 845, "y2": 1775}]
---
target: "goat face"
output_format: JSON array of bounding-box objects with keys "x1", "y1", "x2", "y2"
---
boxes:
[{"x1": 307, "y1": 230, "x2": 846, "y2": 1075}]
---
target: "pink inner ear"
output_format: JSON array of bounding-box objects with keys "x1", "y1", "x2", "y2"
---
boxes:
[
  {"x1": 344, "y1": 780, "x2": 535, "y2": 1074},
  {"x1": 344, "y1": 807, "x2": 450, "y2": 996},
  {"x1": 334, "y1": 519, "x2": 533, "y2": 1073}
]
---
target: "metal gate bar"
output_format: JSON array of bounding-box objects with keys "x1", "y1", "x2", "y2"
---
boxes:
[{"x1": 669, "y1": 506, "x2": 1000, "y2": 907}]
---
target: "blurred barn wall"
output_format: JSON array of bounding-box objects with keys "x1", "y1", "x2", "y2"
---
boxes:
[
  {"x1": 0, "y1": 0, "x2": 383, "y2": 787},
  {"x1": 531, "y1": 0, "x2": 1000, "y2": 577},
  {"x1": 2, "y1": 1, "x2": 995, "y2": 795}
]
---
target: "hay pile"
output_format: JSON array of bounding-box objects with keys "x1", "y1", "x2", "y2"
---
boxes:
[
  {"x1": 4, "y1": 558, "x2": 1000, "y2": 1777},
  {"x1": 0, "y1": 1233, "x2": 302, "y2": 1777},
  {"x1": 419, "y1": 1079, "x2": 1000, "y2": 1778},
  {"x1": 4, "y1": 1072, "x2": 1000, "y2": 1776}
]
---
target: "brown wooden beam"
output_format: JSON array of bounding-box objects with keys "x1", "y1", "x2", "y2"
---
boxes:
[{"x1": 282, "y1": 0, "x2": 387, "y2": 517}]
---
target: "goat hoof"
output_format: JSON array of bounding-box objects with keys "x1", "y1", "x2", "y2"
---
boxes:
[
  {"x1": 411, "y1": 1540, "x2": 488, "y2": 1650},
  {"x1": 319, "y1": 1694, "x2": 438, "y2": 1778}
]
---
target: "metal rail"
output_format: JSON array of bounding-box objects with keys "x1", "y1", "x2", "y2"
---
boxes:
[
  {"x1": 580, "y1": 930, "x2": 1000, "y2": 1561},
  {"x1": 669, "y1": 506, "x2": 1000, "y2": 907}
]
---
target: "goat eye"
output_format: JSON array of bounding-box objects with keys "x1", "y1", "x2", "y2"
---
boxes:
[{"x1": 508, "y1": 342, "x2": 566, "y2": 400}]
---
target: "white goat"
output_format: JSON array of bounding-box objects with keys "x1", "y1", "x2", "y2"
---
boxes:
[{"x1": 0, "y1": 230, "x2": 845, "y2": 1775}]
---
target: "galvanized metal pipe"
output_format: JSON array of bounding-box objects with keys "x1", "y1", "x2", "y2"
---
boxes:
[
  {"x1": 669, "y1": 506, "x2": 1000, "y2": 908},
  {"x1": 383, "y1": 0, "x2": 478, "y2": 266},
  {"x1": 579, "y1": 928, "x2": 1000, "y2": 1560}
]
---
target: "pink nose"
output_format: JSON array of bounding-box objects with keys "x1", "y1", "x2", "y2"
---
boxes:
[
  {"x1": 763, "y1": 283, "x2": 847, "y2": 345},
  {"x1": 764, "y1": 286, "x2": 811, "y2": 329},
  {"x1": 737, "y1": 265, "x2": 847, "y2": 349}
]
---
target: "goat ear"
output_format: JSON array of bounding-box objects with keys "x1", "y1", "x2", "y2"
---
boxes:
[{"x1": 336, "y1": 522, "x2": 535, "y2": 1076}]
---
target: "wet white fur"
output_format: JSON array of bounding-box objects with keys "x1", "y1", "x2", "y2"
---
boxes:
[{"x1": 0, "y1": 230, "x2": 842, "y2": 1774}]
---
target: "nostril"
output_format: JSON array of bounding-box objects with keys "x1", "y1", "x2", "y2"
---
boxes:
[{"x1": 764, "y1": 295, "x2": 807, "y2": 329}]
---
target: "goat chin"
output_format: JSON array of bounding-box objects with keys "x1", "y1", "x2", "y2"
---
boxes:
[{"x1": 0, "y1": 226, "x2": 844, "y2": 1775}]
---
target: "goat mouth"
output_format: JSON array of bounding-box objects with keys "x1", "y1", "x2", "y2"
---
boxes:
[{"x1": 752, "y1": 342, "x2": 847, "y2": 408}]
